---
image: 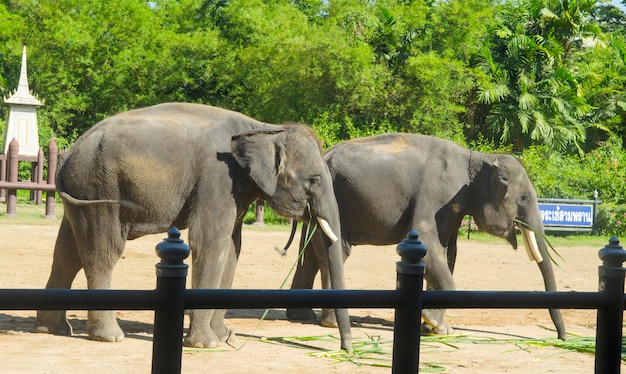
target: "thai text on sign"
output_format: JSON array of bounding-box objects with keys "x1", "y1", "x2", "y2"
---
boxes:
[{"x1": 538, "y1": 203, "x2": 593, "y2": 227}]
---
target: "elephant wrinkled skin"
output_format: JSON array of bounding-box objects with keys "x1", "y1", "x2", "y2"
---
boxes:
[
  {"x1": 35, "y1": 103, "x2": 352, "y2": 352},
  {"x1": 286, "y1": 133, "x2": 566, "y2": 340}
]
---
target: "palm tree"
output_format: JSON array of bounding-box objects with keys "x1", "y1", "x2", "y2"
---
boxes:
[{"x1": 476, "y1": 0, "x2": 603, "y2": 153}]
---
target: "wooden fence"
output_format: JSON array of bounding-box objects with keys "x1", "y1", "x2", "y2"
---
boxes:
[{"x1": 0, "y1": 138, "x2": 58, "y2": 217}]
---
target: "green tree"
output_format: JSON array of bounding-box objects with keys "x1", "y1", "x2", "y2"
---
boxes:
[
  {"x1": 324, "y1": 0, "x2": 493, "y2": 138},
  {"x1": 3, "y1": 0, "x2": 624, "y2": 159},
  {"x1": 211, "y1": 0, "x2": 379, "y2": 125},
  {"x1": 0, "y1": 1, "x2": 30, "y2": 137},
  {"x1": 592, "y1": 2, "x2": 626, "y2": 34},
  {"x1": 0, "y1": 0, "x2": 230, "y2": 148},
  {"x1": 400, "y1": 52, "x2": 476, "y2": 139},
  {"x1": 427, "y1": 0, "x2": 500, "y2": 62},
  {"x1": 475, "y1": 0, "x2": 604, "y2": 153}
]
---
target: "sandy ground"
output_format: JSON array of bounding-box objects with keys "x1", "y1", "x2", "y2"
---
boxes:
[{"x1": 0, "y1": 221, "x2": 623, "y2": 373}]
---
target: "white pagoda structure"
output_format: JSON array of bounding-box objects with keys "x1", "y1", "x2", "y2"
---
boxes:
[{"x1": 2, "y1": 45, "x2": 43, "y2": 157}]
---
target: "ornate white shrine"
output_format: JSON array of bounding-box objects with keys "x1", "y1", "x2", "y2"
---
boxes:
[{"x1": 2, "y1": 45, "x2": 43, "y2": 157}]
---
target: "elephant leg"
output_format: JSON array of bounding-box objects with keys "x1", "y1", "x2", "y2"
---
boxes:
[
  {"x1": 36, "y1": 218, "x2": 81, "y2": 336},
  {"x1": 210, "y1": 226, "x2": 241, "y2": 344},
  {"x1": 317, "y1": 235, "x2": 339, "y2": 328},
  {"x1": 286, "y1": 229, "x2": 321, "y2": 322},
  {"x1": 79, "y1": 211, "x2": 127, "y2": 342},
  {"x1": 421, "y1": 241, "x2": 456, "y2": 336},
  {"x1": 185, "y1": 220, "x2": 237, "y2": 348}
]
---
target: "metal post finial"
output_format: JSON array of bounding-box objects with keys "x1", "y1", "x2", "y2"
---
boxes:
[
  {"x1": 396, "y1": 229, "x2": 427, "y2": 263},
  {"x1": 155, "y1": 227, "x2": 190, "y2": 265},
  {"x1": 598, "y1": 236, "x2": 626, "y2": 268}
]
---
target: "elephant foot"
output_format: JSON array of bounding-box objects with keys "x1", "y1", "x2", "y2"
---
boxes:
[
  {"x1": 320, "y1": 308, "x2": 338, "y2": 328},
  {"x1": 212, "y1": 321, "x2": 237, "y2": 345},
  {"x1": 87, "y1": 311, "x2": 124, "y2": 342},
  {"x1": 35, "y1": 311, "x2": 73, "y2": 336},
  {"x1": 184, "y1": 328, "x2": 236, "y2": 348},
  {"x1": 421, "y1": 309, "x2": 454, "y2": 335},
  {"x1": 89, "y1": 325, "x2": 125, "y2": 342},
  {"x1": 286, "y1": 308, "x2": 317, "y2": 322},
  {"x1": 35, "y1": 322, "x2": 73, "y2": 336},
  {"x1": 420, "y1": 320, "x2": 455, "y2": 336}
]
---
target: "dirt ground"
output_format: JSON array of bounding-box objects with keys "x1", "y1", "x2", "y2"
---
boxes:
[{"x1": 0, "y1": 221, "x2": 624, "y2": 373}]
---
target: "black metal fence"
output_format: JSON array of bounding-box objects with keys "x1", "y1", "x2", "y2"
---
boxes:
[{"x1": 1, "y1": 228, "x2": 625, "y2": 374}]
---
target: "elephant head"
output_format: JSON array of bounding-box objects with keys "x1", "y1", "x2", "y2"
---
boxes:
[
  {"x1": 231, "y1": 125, "x2": 352, "y2": 351},
  {"x1": 231, "y1": 126, "x2": 339, "y2": 236},
  {"x1": 469, "y1": 153, "x2": 566, "y2": 339}
]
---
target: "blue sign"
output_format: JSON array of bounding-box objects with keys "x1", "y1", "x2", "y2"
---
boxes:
[{"x1": 538, "y1": 203, "x2": 593, "y2": 227}]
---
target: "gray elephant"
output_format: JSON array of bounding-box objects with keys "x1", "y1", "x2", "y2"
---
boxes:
[
  {"x1": 35, "y1": 102, "x2": 352, "y2": 352},
  {"x1": 286, "y1": 133, "x2": 566, "y2": 340}
]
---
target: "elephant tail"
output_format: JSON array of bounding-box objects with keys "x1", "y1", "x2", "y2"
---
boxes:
[
  {"x1": 276, "y1": 219, "x2": 298, "y2": 256},
  {"x1": 59, "y1": 191, "x2": 143, "y2": 211}
]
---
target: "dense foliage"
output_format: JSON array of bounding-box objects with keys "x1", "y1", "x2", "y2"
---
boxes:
[
  {"x1": 520, "y1": 137, "x2": 626, "y2": 235},
  {"x1": 2, "y1": 0, "x2": 626, "y2": 234}
]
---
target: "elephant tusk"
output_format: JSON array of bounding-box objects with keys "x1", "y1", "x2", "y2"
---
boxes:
[
  {"x1": 520, "y1": 227, "x2": 543, "y2": 263},
  {"x1": 317, "y1": 217, "x2": 339, "y2": 243}
]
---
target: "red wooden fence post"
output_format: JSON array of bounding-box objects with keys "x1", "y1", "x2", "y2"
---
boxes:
[
  {"x1": 45, "y1": 139, "x2": 58, "y2": 218},
  {"x1": 0, "y1": 155, "x2": 6, "y2": 203},
  {"x1": 6, "y1": 138, "x2": 19, "y2": 216},
  {"x1": 35, "y1": 148, "x2": 44, "y2": 204}
]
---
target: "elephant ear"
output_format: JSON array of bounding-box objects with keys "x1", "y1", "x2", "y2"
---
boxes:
[
  {"x1": 231, "y1": 129, "x2": 287, "y2": 196},
  {"x1": 489, "y1": 158, "x2": 509, "y2": 205}
]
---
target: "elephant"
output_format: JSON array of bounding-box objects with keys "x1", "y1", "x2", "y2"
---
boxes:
[
  {"x1": 35, "y1": 102, "x2": 352, "y2": 352},
  {"x1": 285, "y1": 132, "x2": 566, "y2": 340}
]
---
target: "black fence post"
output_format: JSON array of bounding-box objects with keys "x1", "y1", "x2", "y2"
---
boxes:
[
  {"x1": 392, "y1": 230, "x2": 427, "y2": 374},
  {"x1": 595, "y1": 236, "x2": 626, "y2": 374},
  {"x1": 152, "y1": 227, "x2": 190, "y2": 374}
]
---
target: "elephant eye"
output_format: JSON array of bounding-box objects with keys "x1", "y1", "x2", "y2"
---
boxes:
[
  {"x1": 518, "y1": 193, "x2": 530, "y2": 204},
  {"x1": 517, "y1": 194, "x2": 531, "y2": 216},
  {"x1": 305, "y1": 175, "x2": 321, "y2": 190}
]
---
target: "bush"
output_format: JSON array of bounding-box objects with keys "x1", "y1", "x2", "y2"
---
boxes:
[
  {"x1": 311, "y1": 113, "x2": 396, "y2": 148},
  {"x1": 579, "y1": 138, "x2": 626, "y2": 204},
  {"x1": 521, "y1": 138, "x2": 626, "y2": 203},
  {"x1": 460, "y1": 215, "x2": 478, "y2": 238},
  {"x1": 243, "y1": 201, "x2": 290, "y2": 226},
  {"x1": 518, "y1": 137, "x2": 626, "y2": 237},
  {"x1": 521, "y1": 146, "x2": 593, "y2": 200},
  {"x1": 594, "y1": 203, "x2": 626, "y2": 237}
]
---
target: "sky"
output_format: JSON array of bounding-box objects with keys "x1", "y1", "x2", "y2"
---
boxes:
[{"x1": 610, "y1": 0, "x2": 626, "y2": 12}]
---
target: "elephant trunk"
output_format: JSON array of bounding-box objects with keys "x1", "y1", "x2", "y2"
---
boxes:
[
  {"x1": 312, "y1": 172, "x2": 352, "y2": 352},
  {"x1": 327, "y1": 230, "x2": 352, "y2": 352},
  {"x1": 528, "y1": 220, "x2": 567, "y2": 340}
]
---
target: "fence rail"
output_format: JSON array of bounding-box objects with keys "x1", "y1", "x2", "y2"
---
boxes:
[
  {"x1": 0, "y1": 228, "x2": 624, "y2": 374},
  {"x1": 0, "y1": 138, "x2": 59, "y2": 217}
]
